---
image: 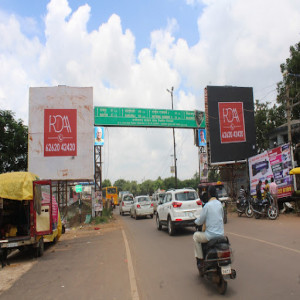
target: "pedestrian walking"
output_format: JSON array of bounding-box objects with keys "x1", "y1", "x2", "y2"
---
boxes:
[{"x1": 270, "y1": 177, "x2": 278, "y2": 210}]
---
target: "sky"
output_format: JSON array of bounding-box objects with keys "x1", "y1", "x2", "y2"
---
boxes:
[{"x1": 1, "y1": 0, "x2": 300, "y2": 184}]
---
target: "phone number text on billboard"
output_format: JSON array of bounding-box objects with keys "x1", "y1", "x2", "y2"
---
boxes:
[{"x1": 45, "y1": 143, "x2": 76, "y2": 154}]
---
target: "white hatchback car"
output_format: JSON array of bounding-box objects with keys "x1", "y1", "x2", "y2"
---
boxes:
[
  {"x1": 156, "y1": 188, "x2": 202, "y2": 235},
  {"x1": 130, "y1": 195, "x2": 154, "y2": 219},
  {"x1": 119, "y1": 194, "x2": 134, "y2": 216}
]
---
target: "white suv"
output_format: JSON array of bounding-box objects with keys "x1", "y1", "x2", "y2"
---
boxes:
[{"x1": 156, "y1": 188, "x2": 202, "y2": 236}]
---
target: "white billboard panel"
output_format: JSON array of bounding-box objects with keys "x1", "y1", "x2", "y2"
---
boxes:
[{"x1": 28, "y1": 86, "x2": 94, "y2": 180}]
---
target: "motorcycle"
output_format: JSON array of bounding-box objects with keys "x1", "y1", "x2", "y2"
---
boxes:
[
  {"x1": 236, "y1": 195, "x2": 254, "y2": 218},
  {"x1": 197, "y1": 234, "x2": 237, "y2": 295},
  {"x1": 252, "y1": 192, "x2": 278, "y2": 220}
]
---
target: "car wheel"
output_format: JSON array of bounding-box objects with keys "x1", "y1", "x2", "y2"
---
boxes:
[
  {"x1": 167, "y1": 217, "x2": 175, "y2": 236},
  {"x1": 156, "y1": 214, "x2": 162, "y2": 230},
  {"x1": 150, "y1": 214, "x2": 153, "y2": 219}
]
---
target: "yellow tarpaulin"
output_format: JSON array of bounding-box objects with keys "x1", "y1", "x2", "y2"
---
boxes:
[
  {"x1": 289, "y1": 168, "x2": 300, "y2": 175},
  {"x1": 0, "y1": 172, "x2": 39, "y2": 200}
]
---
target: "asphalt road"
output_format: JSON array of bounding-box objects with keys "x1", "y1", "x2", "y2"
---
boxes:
[
  {"x1": 121, "y1": 210, "x2": 300, "y2": 300},
  {"x1": 1, "y1": 210, "x2": 300, "y2": 300}
]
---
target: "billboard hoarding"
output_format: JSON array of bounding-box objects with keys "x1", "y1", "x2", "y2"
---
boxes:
[
  {"x1": 205, "y1": 86, "x2": 256, "y2": 164},
  {"x1": 248, "y1": 144, "x2": 293, "y2": 198},
  {"x1": 28, "y1": 86, "x2": 94, "y2": 180}
]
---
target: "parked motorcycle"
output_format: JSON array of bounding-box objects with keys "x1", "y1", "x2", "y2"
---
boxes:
[
  {"x1": 197, "y1": 235, "x2": 236, "y2": 295},
  {"x1": 236, "y1": 195, "x2": 254, "y2": 218},
  {"x1": 252, "y1": 192, "x2": 278, "y2": 220}
]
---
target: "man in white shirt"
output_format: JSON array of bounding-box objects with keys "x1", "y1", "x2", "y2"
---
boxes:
[
  {"x1": 193, "y1": 185, "x2": 224, "y2": 269},
  {"x1": 269, "y1": 177, "x2": 278, "y2": 210}
]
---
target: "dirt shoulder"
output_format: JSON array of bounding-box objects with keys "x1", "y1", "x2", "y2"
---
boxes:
[{"x1": 0, "y1": 216, "x2": 123, "y2": 295}]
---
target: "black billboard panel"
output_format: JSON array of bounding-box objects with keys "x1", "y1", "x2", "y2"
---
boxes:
[{"x1": 205, "y1": 86, "x2": 256, "y2": 164}]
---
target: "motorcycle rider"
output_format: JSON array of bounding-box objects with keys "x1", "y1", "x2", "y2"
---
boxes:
[{"x1": 193, "y1": 185, "x2": 224, "y2": 270}]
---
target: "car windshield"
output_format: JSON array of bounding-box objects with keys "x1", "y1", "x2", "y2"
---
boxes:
[
  {"x1": 175, "y1": 191, "x2": 197, "y2": 201},
  {"x1": 124, "y1": 195, "x2": 133, "y2": 201},
  {"x1": 138, "y1": 197, "x2": 150, "y2": 203},
  {"x1": 158, "y1": 193, "x2": 165, "y2": 200}
]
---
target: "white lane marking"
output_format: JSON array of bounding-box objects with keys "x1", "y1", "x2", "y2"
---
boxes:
[
  {"x1": 227, "y1": 231, "x2": 300, "y2": 254},
  {"x1": 122, "y1": 229, "x2": 140, "y2": 300}
]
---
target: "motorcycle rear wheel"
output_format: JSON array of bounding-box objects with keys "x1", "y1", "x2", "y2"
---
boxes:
[
  {"x1": 217, "y1": 277, "x2": 227, "y2": 295},
  {"x1": 267, "y1": 206, "x2": 278, "y2": 220}
]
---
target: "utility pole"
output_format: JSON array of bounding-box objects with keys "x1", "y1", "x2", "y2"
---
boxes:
[
  {"x1": 286, "y1": 84, "x2": 297, "y2": 191},
  {"x1": 167, "y1": 87, "x2": 178, "y2": 188}
]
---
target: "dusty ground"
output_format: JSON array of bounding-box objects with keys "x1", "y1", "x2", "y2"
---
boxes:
[{"x1": 0, "y1": 216, "x2": 122, "y2": 295}]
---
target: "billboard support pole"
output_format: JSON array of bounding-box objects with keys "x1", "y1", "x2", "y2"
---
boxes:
[{"x1": 94, "y1": 145, "x2": 102, "y2": 192}]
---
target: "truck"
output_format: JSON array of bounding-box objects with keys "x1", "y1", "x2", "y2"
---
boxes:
[{"x1": 0, "y1": 172, "x2": 63, "y2": 266}]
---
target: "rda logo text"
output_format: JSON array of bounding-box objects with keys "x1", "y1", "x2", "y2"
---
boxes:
[{"x1": 49, "y1": 115, "x2": 72, "y2": 133}]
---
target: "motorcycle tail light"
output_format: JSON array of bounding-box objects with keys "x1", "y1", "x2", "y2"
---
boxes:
[
  {"x1": 217, "y1": 249, "x2": 231, "y2": 259},
  {"x1": 172, "y1": 201, "x2": 182, "y2": 208}
]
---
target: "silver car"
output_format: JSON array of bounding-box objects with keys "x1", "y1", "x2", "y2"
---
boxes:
[
  {"x1": 119, "y1": 194, "x2": 134, "y2": 216},
  {"x1": 130, "y1": 195, "x2": 154, "y2": 219}
]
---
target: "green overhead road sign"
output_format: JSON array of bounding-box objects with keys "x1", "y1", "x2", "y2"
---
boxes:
[{"x1": 94, "y1": 106, "x2": 205, "y2": 128}]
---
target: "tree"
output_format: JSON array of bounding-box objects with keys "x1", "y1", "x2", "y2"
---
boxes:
[
  {"x1": 113, "y1": 179, "x2": 127, "y2": 191},
  {"x1": 0, "y1": 110, "x2": 28, "y2": 173},
  {"x1": 102, "y1": 179, "x2": 112, "y2": 188},
  {"x1": 277, "y1": 41, "x2": 300, "y2": 122},
  {"x1": 254, "y1": 100, "x2": 285, "y2": 153}
]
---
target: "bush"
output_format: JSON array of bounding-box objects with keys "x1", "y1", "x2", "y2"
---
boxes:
[{"x1": 93, "y1": 208, "x2": 113, "y2": 224}]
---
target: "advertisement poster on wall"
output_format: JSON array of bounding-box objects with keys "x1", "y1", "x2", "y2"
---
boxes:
[
  {"x1": 44, "y1": 109, "x2": 77, "y2": 157},
  {"x1": 248, "y1": 144, "x2": 293, "y2": 198},
  {"x1": 199, "y1": 150, "x2": 208, "y2": 181},
  {"x1": 198, "y1": 129, "x2": 207, "y2": 146},
  {"x1": 94, "y1": 127, "x2": 104, "y2": 146},
  {"x1": 218, "y1": 102, "x2": 246, "y2": 144}
]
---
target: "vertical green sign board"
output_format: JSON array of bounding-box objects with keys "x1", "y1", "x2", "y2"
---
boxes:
[
  {"x1": 75, "y1": 185, "x2": 82, "y2": 193},
  {"x1": 94, "y1": 107, "x2": 205, "y2": 128}
]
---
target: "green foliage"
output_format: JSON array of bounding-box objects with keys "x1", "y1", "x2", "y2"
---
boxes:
[
  {"x1": 93, "y1": 216, "x2": 109, "y2": 224},
  {"x1": 208, "y1": 169, "x2": 220, "y2": 182},
  {"x1": 254, "y1": 100, "x2": 285, "y2": 152},
  {"x1": 102, "y1": 179, "x2": 112, "y2": 188},
  {"x1": 93, "y1": 208, "x2": 112, "y2": 224},
  {"x1": 0, "y1": 110, "x2": 28, "y2": 173},
  {"x1": 277, "y1": 41, "x2": 300, "y2": 121}
]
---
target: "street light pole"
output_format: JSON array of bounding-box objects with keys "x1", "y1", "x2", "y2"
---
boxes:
[{"x1": 167, "y1": 87, "x2": 178, "y2": 188}]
